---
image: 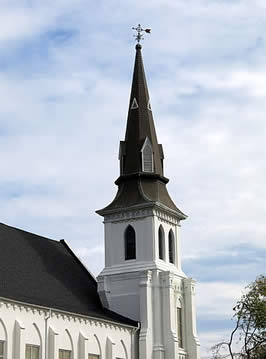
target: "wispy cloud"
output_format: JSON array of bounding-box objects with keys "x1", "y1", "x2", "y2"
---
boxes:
[{"x1": 0, "y1": 0, "x2": 265, "y2": 354}]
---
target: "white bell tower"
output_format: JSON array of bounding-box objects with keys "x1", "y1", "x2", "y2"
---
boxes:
[{"x1": 97, "y1": 42, "x2": 200, "y2": 359}]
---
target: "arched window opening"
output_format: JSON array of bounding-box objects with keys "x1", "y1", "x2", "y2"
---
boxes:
[
  {"x1": 176, "y1": 304, "x2": 183, "y2": 348},
  {"x1": 168, "y1": 230, "x2": 175, "y2": 264},
  {"x1": 125, "y1": 225, "x2": 136, "y2": 260},
  {"x1": 141, "y1": 137, "x2": 154, "y2": 172},
  {"x1": 158, "y1": 226, "x2": 165, "y2": 260},
  {"x1": 0, "y1": 318, "x2": 7, "y2": 359}
]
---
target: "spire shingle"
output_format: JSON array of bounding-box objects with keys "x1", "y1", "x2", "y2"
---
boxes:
[
  {"x1": 123, "y1": 44, "x2": 163, "y2": 176},
  {"x1": 97, "y1": 45, "x2": 186, "y2": 219}
]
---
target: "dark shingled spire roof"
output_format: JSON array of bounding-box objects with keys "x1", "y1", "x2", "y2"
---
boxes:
[
  {"x1": 0, "y1": 222, "x2": 137, "y2": 327},
  {"x1": 97, "y1": 45, "x2": 186, "y2": 219},
  {"x1": 123, "y1": 43, "x2": 163, "y2": 176}
]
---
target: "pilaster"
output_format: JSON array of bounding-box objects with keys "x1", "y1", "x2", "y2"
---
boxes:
[
  {"x1": 184, "y1": 279, "x2": 200, "y2": 359},
  {"x1": 78, "y1": 332, "x2": 88, "y2": 359},
  {"x1": 139, "y1": 270, "x2": 152, "y2": 359},
  {"x1": 14, "y1": 320, "x2": 25, "y2": 359},
  {"x1": 152, "y1": 271, "x2": 165, "y2": 359},
  {"x1": 48, "y1": 326, "x2": 58, "y2": 359},
  {"x1": 106, "y1": 336, "x2": 115, "y2": 359},
  {"x1": 160, "y1": 272, "x2": 178, "y2": 359}
]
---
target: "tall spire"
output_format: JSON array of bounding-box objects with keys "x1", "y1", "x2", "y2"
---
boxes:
[
  {"x1": 122, "y1": 43, "x2": 163, "y2": 176},
  {"x1": 97, "y1": 38, "x2": 186, "y2": 219}
]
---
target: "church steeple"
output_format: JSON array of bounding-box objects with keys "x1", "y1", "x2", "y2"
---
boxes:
[
  {"x1": 121, "y1": 43, "x2": 163, "y2": 177},
  {"x1": 97, "y1": 44, "x2": 186, "y2": 219},
  {"x1": 97, "y1": 36, "x2": 200, "y2": 359}
]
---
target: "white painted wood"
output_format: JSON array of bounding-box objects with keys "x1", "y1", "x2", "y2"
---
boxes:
[
  {"x1": 0, "y1": 299, "x2": 135, "y2": 359},
  {"x1": 98, "y1": 204, "x2": 200, "y2": 359}
]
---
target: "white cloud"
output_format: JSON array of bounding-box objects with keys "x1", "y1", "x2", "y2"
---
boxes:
[
  {"x1": 197, "y1": 281, "x2": 243, "y2": 318},
  {"x1": 199, "y1": 329, "x2": 233, "y2": 359},
  {"x1": 0, "y1": 0, "x2": 265, "y2": 353},
  {"x1": 75, "y1": 245, "x2": 104, "y2": 258}
]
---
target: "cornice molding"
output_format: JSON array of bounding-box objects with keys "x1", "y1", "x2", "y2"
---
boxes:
[
  {"x1": 103, "y1": 205, "x2": 181, "y2": 225},
  {"x1": 104, "y1": 207, "x2": 153, "y2": 223},
  {"x1": 0, "y1": 297, "x2": 133, "y2": 332},
  {"x1": 155, "y1": 208, "x2": 180, "y2": 226}
]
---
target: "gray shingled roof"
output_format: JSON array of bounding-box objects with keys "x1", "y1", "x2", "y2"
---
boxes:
[{"x1": 0, "y1": 222, "x2": 137, "y2": 327}]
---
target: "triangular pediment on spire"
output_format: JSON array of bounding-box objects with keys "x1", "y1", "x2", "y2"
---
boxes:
[
  {"x1": 141, "y1": 136, "x2": 152, "y2": 152},
  {"x1": 130, "y1": 97, "x2": 139, "y2": 109},
  {"x1": 147, "y1": 99, "x2": 152, "y2": 111}
]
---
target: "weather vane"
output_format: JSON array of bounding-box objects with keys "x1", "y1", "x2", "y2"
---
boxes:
[{"x1": 132, "y1": 24, "x2": 151, "y2": 44}]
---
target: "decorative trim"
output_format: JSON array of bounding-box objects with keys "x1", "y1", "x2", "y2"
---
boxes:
[
  {"x1": 139, "y1": 270, "x2": 152, "y2": 287},
  {"x1": 0, "y1": 297, "x2": 135, "y2": 332},
  {"x1": 121, "y1": 339, "x2": 128, "y2": 359},
  {"x1": 104, "y1": 206, "x2": 180, "y2": 226},
  {"x1": 94, "y1": 334, "x2": 102, "y2": 358},
  {"x1": 155, "y1": 208, "x2": 180, "y2": 225},
  {"x1": 104, "y1": 208, "x2": 153, "y2": 223},
  {"x1": 130, "y1": 98, "x2": 139, "y2": 109}
]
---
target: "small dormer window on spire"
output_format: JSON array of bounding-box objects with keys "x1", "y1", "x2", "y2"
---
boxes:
[{"x1": 141, "y1": 137, "x2": 154, "y2": 172}]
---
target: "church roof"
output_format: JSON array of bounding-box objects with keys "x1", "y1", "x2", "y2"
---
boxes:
[
  {"x1": 97, "y1": 45, "x2": 186, "y2": 219},
  {"x1": 0, "y1": 222, "x2": 138, "y2": 327}
]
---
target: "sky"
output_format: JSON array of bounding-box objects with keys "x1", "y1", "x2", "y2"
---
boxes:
[{"x1": 0, "y1": 0, "x2": 265, "y2": 357}]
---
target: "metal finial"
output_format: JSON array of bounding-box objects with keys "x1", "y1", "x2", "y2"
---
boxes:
[{"x1": 132, "y1": 24, "x2": 151, "y2": 44}]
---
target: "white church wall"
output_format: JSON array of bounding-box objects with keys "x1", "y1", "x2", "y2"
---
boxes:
[
  {"x1": 99, "y1": 207, "x2": 200, "y2": 359},
  {"x1": 0, "y1": 298, "x2": 136, "y2": 359},
  {"x1": 102, "y1": 208, "x2": 185, "y2": 278},
  {"x1": 104, "y1": 216, "x2": 155, "y2": 268},
  {"x1": 153, "y1": 215, "x2": 182, "y2": 271}
]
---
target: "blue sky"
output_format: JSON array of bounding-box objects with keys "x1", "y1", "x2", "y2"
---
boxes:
[{"x1": 0, "y1": 1, "x2": 266, "y2": 357}]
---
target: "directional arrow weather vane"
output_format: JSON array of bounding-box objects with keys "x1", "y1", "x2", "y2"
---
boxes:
[{"x1": 132, "y1": 24, "x2": 151, "y2": 44}]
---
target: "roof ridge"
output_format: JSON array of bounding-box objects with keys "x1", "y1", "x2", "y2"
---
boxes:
[{"x1": 60, "y1": 239, "x2": 98, "y2": 284}]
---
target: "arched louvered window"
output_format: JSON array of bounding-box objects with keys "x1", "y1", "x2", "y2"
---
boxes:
[
  {"x1": 168, "y1": 229, "x2": 175, "y2": 264},
  {"x1": 158, "y1": 225, "x2": 165, "y2": 260},
  {"x1": 141, "y1": 137, "x2": 154, "y2": 172},
  {"x1": 125, "y1": 225, "x2": 136, "y2": 260},
  {"x1": 176, "y1": 300, "x2": 183, "y2": 348}
]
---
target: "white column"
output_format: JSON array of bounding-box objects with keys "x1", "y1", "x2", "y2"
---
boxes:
[
  {"x1": 14, "y1": 320, "x2": 25, "y2": 359},
  {"x1": 184, "y1": 278, "x2": 200, "y2": 359},
  {"x1": 175, "y1": 223, "x2": 181, "y2": 271},
  {"x1": 48, "y1": 327, "x2": 58, "y2": 359},
  {"x1": 139, "y1": 270, "x2": 152, "y2": 359},
  {"x1": 161, "y1": 272, "x2": 178, "y2": 359},
  {"x1": 152, "y1": 271, "x2": 165, "y2": 359},
  {"x1": 78, "y1": 332, "x2": 88, "y2": 359},
  {"x1": 106, "y1": 337, "x2": 115, "y2": 359}
]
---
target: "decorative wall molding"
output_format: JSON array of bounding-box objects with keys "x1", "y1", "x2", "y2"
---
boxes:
[
  {"x1": 155, "y1": 209, "x2": 180, "y2": 226},
  {"x1": 104, "y1": 206, "x2": 181, "y2": 226},
  {"x1": 0, "y1": 298, "x2": 133, "y2": 332},
  {"x1": 104, "y1": 208, "x2": 154, "y2": 223}
]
